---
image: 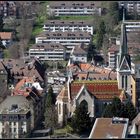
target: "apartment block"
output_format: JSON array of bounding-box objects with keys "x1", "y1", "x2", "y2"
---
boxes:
[
  {"x1": 36, "y1": 31, "x2": 91, "y2": 53},
  {"x1": 29, "y1": 43, "x2": 66, "y2": 61},
  {"x1": 43, "y1": 20, "x2": 94, "y2": 35},
  {"x1": 47, "y1": 1, "x2": 102, "y2": 16}
]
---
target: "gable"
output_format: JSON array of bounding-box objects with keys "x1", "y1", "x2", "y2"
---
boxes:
[
  {"x1": 119, "y1": 56, "x2": 131, "y2": 72},
  {"x1": 75, "y1": 84, "x2": 92, "y2": 101}
]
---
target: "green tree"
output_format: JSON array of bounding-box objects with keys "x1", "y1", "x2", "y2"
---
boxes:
[
  {"x1": 0, "y1": 15, "x2": 4, "y2": 32},
  {"x1": 44, "y1": 86, "x2": 57, "y2": 130},
  {"x1": 95, "y1": 20, "x2": 106, "y2": 50},
  {"x1": 102, "y1": 97, "x2": 137, "y2": 122},
  {"x1": 68, "y1": 103, "x2": 93, "y2": 134},
  {"x1": 109, "y1": 1, "x2": 119, "y2": 25},
  {"x1": 124, "y1": 101, "x2": 137, "y2": 121}
]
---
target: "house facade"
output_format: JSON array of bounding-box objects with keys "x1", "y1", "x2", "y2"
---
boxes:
[{"x1": 0, "y1": 96, "x2": 31, "y2": 139}]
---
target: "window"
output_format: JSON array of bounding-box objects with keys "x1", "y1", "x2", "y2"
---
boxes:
[
  {"x1": 80, "y1": 100, "x2": 88, "y2": 112},
  {"x1": 125, "y1": 75, "x2": 127, "y2": 90},
  {"x1": 122, "y1": 75, "x2": 124, "y2": 88},
  {"x1": 14, "y1": 128, "x2": 16, "y2": 132},
  {"x1": 14, "y1": 122, "x2": 16, "y2": 126},
  {"x1": 59, "y1": 103, "x2": 61, "y2": 114}
]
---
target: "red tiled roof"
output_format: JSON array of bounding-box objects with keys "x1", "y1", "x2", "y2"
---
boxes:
[
  {"x1": 0, "y1": 32, "x2": 12, "y2": 40},
  {"x1": 70, "y1": 81, "x2": 125, "y2": 100},
  {"x1": 57, "y1": 86, "x2": 68, "y2": 102},
  {"x1": 13, "y1": 77, "x2": 43, "y2": 97}
]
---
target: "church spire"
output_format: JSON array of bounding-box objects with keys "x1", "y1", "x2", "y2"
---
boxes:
[{"x1": 120, "y1": 7, "x2": 127, "y2": 55}]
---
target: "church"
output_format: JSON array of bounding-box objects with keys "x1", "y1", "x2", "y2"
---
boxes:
[{"x1": 56, "y1": 10, "x2": 133, "y2": 126}]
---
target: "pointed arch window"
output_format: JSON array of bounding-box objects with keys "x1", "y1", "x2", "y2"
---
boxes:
[{"x1": 80, "y1": 100, "x2": 88, "y2": 112}]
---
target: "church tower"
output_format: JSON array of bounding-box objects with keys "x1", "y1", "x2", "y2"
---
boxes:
[{"x1": 117, "y1": 8, "x2": 132, "y2": 97}]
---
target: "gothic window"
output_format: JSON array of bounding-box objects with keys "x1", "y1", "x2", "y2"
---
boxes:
[
  {"x1": 80, "y1": 100, "x2": 88, "y2": 112},
  {"x1": 125, "y1": 75, "x2": 127, "y2": 90},
  {"x1": 58, "y1": 103, "x2": 61, "y2": 114},
  {"x1": 122, "y1": 75, "x2": 124, "y2": 88}
]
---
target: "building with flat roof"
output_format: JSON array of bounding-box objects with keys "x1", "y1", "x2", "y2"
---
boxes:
[
  {"x1": 47, "y1": 1, "x2": 102, "y2": 17},
  {"x1": 29, "y1": 43, "x2": 66, "y2": 61},
  {"x1": 35, "y1": 31, "x2": 92, "y2": 58},
  {"x1": 89, "y1": 117, "x2": 129, "y2": 139},
  {"x1": 43, "y1": 20, "x2": 94, "y2": 35}
]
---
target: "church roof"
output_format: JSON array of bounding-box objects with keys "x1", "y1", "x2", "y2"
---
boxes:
[
  {"x1": 57, "y1": 86, "x2": 68, "y2": 102},
  {"x1": 70, "y1": 81, "x2": 125, "y2": 100}
]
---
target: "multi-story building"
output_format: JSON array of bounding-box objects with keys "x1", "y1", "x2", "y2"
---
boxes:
[
  {"x1": 46, "y1": 70, "x2": 66, "y2": 96},
  {"x1": 12, "y1": 77, "x2": 45, "y2": 130},
  {"x1": 70, "y1": 43, "x2": 88, "y2": 63},
  {"x1": 29, "y1": 43, "x2": 66, "y2": 61},
  {"x1": 43, "y1": 20, "x2": 94, "y2": 35},
  {"x1": 119, "y1": 1, "x2": 140, "y2": 17},
  {"x1": 0, "y1": 96, "x2": 31, "y2": 139},
  {"x1": 47, "y1": 1, "x2": 102, "y2": 17},
  {"x1": 0, "y1": 58, "x2": 45, "y2": 86},
  {"x1": 35, "y1": 31, "x2": 92, "y2": 57},
  {"x1": 0, "y1": 1, "x2": 16, "y2": 17},
  {"x1": 124, "y1": 21, "x2": 140, "y2": 32},
  {"x1": 108, "y1": 45, "x2": 119, "y2": 69}
]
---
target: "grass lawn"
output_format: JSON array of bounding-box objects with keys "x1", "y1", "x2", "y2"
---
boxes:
[
  {"x1": 32, "y1": 24, "x2": 43, "y2": 36},
  {"x1": 57, "y1": 15, "x2": 94, "y2": 20},
  {"x1": 54, "y1": 127, "x2": 67, "y2": 134}
]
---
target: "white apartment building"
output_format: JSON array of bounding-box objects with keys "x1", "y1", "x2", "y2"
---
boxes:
[
  {"x1": 43, "y1": 20, "x2": 94, "y2": 35},
  {"x1": 35, "y1": 31, "x2": 92, "y2": 55},
  {"x1": 29, "y1": 43, "x2": 66, "y2": 61},
  {"x1": 119, "y1": 1, "x2": 140, "y2": 16},
  {"x1": 47, "y1": 1, "x2": 102, "y2": 16},
  {"x1": 124, "y1": 21, "x2": 140, "y2": 32},
  {"x1": 0, "y1": 96, "x2": 31, "y2": 139}
]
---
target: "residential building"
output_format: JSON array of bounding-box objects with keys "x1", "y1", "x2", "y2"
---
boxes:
[
  {"x1": 0, "y1": 58, "x2": 45, "y2": 86},
  {"x1": 47, "y1": 1, "x2": 102, "y2": 17},
  {"x1": 70, "y1": 43, "x2": 88, "y2": 63},
  {"x1": 29, "y1": 43, "x2": 66, "y2": 61},
  {"x1": 43, "y1": 20, "x2": 94, "y2": 35},
  {"x1": 0, "y1": 1, "x2": 17, "y2": 17},
  {"x1": 56, "y1": 80, "x2": 126, "y2": 126},
  {"x1": 35, "y1": 31, "x2": 92, "y2": 57},
  {"x1": 46, "y1": 70, "x2": 66, "y2": 95},
  {"x1": 108, "y1": 45, "x2": 119, "y2": 69},
  {"x1": 89, "y1": 117, "x2": 129, "y2": 139},
  {"x1": 12, "y1": 77, "x2": 45, "y2": 130},
  {"x1": 124, "y1": 21, "x2": 140, "y2": 32},
  {"x1": 0, "y1": 95, "x2": 31, "y2": 139},
  {"x1": 67, "y1": 62, "x2": 117, "y2": 81},
  {"x1": 0, "y1": 32, "x2": 13, "y2": 47},
  {"x1": 119, "y1": 1, "x2": 140, "y2": 17}
]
